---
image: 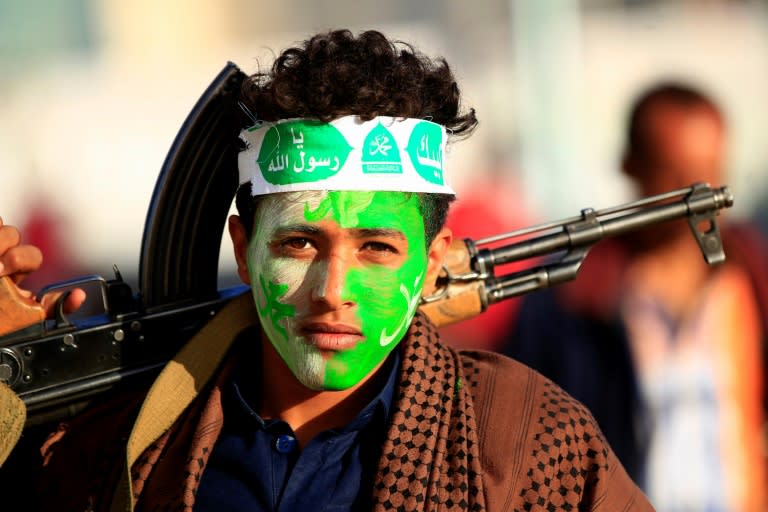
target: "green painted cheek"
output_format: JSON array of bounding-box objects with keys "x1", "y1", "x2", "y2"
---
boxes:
[
  {"x1": 324, "y1": 257, "x2": 425, "y2": 388},
  {"x1": 251, "y1": 264, "x2": 329, "y2": 389},
  {"x1": 246, "y1": 230, "x2": 295, "y2": 347},
  {"x1": 317, "y1": 191, "x2": 428, "y2": 389},
  {"x1": 255, "y1": 273, "x2": 295, "y2": 342},
  {"x1": 247, "y1": 228, "x2": 326, "y2": 388}
]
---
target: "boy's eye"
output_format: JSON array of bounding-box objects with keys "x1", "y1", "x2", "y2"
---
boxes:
[
  {"x1": 363, "y1": 241, "x2": 398, "y2": 254},
  {"x1": 283, "y1": 237, "x2": 313, "y2": 250}
]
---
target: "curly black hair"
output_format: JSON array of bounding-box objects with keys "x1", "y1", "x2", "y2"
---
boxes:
[{"x1": 235, "y1": 29, "x2": 478, "y2": 243}]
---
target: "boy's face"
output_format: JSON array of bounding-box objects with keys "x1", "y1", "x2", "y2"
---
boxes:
[{"x1": 230, "y1": 190, "x2": 449, "y2": 390}]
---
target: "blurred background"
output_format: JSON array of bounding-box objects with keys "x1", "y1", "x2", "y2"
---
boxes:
[
  {"x1": 4, "y1": 3, "x2": 767, "y2": 506},
  {"x1": 1, "y1": 0, "x2": 767, "y2": 342}
]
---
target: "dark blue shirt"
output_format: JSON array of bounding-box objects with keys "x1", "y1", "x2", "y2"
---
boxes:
[{"x1": 195, "y1": 343, "x2": 400, "y2": 511}]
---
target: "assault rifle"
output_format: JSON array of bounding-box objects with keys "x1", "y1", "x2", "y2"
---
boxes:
[{"x1": 0, "y1": 63, "x2": 734, "y2": 426}]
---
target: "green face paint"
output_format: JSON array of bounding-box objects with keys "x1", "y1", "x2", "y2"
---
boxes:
[{"x1": 246, "y1": 190, "x2": 428, "y2": 390}]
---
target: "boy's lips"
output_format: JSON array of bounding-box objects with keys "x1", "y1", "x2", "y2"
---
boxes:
[{"x1": 300, "y1": 322, "x2": 364, "y2": 351}]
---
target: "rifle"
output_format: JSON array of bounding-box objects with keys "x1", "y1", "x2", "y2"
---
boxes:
[{"x1": 0, "y1": 63, "x2": 734, "y2": 426}]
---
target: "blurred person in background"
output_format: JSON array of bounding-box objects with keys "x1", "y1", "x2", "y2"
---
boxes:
[{"x1": 502, "y1": 82, "x2": 768, "y2": 511}]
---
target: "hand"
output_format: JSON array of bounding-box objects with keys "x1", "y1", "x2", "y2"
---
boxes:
[{"x1": 0, "y1": 217, "x2": 86, "y2": 317}]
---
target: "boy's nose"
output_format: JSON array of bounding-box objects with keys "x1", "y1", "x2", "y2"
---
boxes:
[{"x1": 310, "y1": 254, "x2": 354, "y2": 309}]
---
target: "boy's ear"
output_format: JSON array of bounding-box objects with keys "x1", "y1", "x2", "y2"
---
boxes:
[
  {"x1": 422, "y1": 227, "x2": 452, "y2": 296},
  {"x1": 228, "y1": 215, "x2": 251, "y2": 285}
]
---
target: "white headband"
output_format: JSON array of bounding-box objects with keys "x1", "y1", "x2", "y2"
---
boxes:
[{"x1": 238, "y1": 116, "x2": 454, "y2": 196}]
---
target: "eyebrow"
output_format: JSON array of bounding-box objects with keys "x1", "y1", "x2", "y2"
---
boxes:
[
  {"x1": 350, "y1": 228, "x2": 406, "y2": 240},
  {"x1": 272, "y1": 225, "x2": 322, "y2": 238},
  {"x1": 272, "y1": 225, "x2": 405, "y2": 240}
]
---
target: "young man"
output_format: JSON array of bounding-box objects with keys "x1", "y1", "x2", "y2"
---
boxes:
[{"x1": 0, "y1": 30, "x2": 653, "y2": 511}]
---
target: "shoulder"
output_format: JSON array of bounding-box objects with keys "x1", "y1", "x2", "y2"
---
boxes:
[
  {"x1": 722, "y1": 223, "x2": 768, "y2": 273},
  {"x1": 457, "y1": 349, "x2": 590, "y2": 451},
  {"x1": 33, "y1": 381, "x2": 150, "y2": 510},
  {"x1": 457, "y1": 350, "x2": 653, "y2": 511},
  {"x1": 0, "y1": 382, "x2": 25, "y2": 466},
  {"x1": 722, "y1": 222, "x2": 768, "y2": 319},
  {"x1": 457, "y1": 349, "x2": 591, "y2": 465},
  {"x1": 457, "y1": 349, "x2": 533, "y2": 399}
]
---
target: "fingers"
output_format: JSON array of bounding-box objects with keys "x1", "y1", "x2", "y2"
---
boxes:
[
  {"x1": 0, "y1": 219, "x2": 43, "y2": 284},
  {"x1": 0, "y1": 216, "x2": 20, "y2": 253},
  {"x1": 63, "y1": 288, "x2": 87, "y2": 314},
  {"x1": 0, "y1": 246, "x2": 43, "y2": 284},
  {"x1": 1, "y1": 217, "x2": 87, "y2": 320},
  {"x1": 40, "y1": 288, "x2": 87, "y2": 317}
]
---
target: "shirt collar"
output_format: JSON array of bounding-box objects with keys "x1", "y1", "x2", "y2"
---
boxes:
[{"x1": 336, "y1": 348, "x2": 400, "y2": 434}]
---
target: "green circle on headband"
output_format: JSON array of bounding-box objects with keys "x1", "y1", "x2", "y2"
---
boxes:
[{"x1": 237, "y1": 116, "x2": 455, "y2": 196}]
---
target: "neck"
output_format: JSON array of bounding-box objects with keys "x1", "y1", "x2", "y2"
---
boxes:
[
  {"x1": 257, "y1": 333, "x2": 390, "y2": 447},
  {"x1": 624, "y1": 231, "x2": 711, "y2": 319}
]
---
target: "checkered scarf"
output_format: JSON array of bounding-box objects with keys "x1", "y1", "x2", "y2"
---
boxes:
[{"x1": 131, "y1": 312, "x2": 486, "y2": 511}]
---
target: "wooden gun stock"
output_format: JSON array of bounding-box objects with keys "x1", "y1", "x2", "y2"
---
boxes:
[
  {"x1": 419, "y1": 239, "x2": 485, "y2": 327},
  {"x1": 0, "y1": 276, "x2": 45, "y2": 337}
]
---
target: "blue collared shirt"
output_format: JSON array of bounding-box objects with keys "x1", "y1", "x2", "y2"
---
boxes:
[{"x1": 195, "y1": 343, "x2": 400, "y2": 511}]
